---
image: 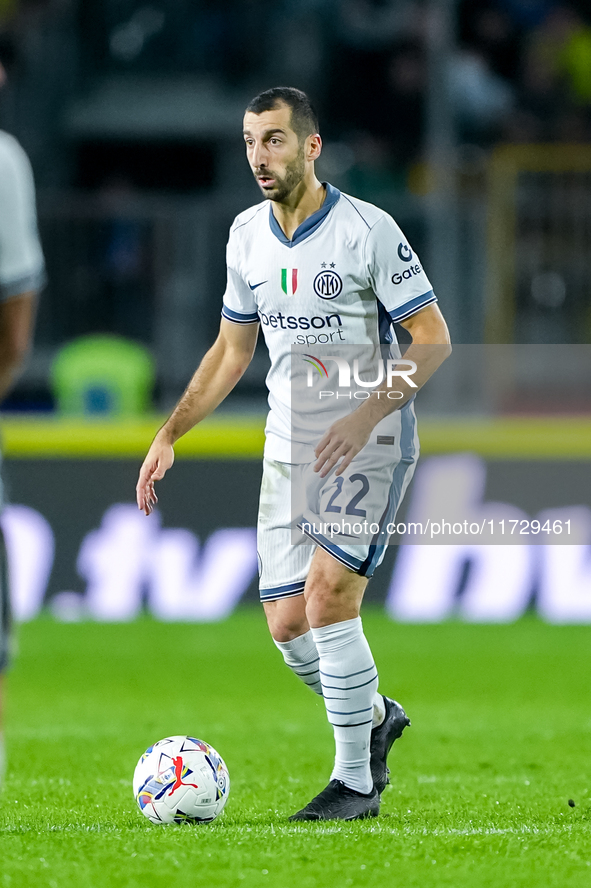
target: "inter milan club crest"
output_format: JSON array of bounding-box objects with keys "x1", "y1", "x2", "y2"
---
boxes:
[
  {"x1": 313, "y1": 268, "x2": 343, "y2": 299},
  {"x1": 281, "y1": 268, "x2": 298, "y2": 295}
]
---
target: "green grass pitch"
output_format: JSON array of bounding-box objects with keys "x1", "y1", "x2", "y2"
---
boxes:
[{"x1": 1, "y1": 610, "x2": 589, "y2": 888}]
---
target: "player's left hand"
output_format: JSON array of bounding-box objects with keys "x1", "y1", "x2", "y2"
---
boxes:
[{"x1": 314, "y1": 413, "x2": 372, "y2": 478}]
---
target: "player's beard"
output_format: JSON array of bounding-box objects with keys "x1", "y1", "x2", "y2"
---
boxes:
[{"x1": 255, "y1": 145, "x2": 306, "y2": 202}]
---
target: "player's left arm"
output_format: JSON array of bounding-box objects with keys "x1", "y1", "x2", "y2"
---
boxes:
[
  {"x1": 314, "y1": 303, "x2": 451, "y2": 477},
  {"x1": 0, "y1": 291, "x2": 37, "y2": 403}
]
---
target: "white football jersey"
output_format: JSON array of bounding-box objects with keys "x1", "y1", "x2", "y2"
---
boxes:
[
  {"x1": 0, "y1": 130, "x2": 45, "y2": 301},
  {"x1": 222, "y1": 183, "x2": 436, "y2": 462}
]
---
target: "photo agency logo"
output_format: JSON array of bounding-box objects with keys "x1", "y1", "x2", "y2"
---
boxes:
[{"x1": 302, "y1": 353, "x2": 417, "y2": 401}]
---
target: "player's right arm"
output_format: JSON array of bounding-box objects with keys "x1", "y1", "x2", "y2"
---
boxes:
[{"x1": 136, "y1": 318, "x2": 259, "y2": 515}]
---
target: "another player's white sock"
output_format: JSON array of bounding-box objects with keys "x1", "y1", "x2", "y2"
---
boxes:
[
  {"x1": 312, "y1": 617, "x2": 378, "y2": 795},
  {"x1": 274, "y1": 630, "x2": 386, "y2": 729},
  {"x1": 274, "y1": 631, "x2": 322, "y2": 695}
]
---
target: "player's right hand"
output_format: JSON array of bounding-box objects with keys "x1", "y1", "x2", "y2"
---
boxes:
[{"x1": 136, "y1": 436, "x2": 175, "y2": 516}]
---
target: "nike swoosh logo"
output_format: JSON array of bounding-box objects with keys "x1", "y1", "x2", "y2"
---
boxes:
[{"x1": 249, "y1": 280, "x2": 267, "y2": 290}]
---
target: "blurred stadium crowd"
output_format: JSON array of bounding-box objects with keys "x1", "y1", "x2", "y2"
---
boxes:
[
  {"x1": 1, "y1": 0, "x2": 591, "y2": 410},
  {"x1": 5, "y1": 2, "x2": 591, "y2": 184},
  {"x1": 3, "y1": 2, "x2": 591, "y2": 181}
]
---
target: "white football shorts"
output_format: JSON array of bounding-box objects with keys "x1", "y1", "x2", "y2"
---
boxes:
[{"x1": 257, "y1": 434, "x2": 418, "y2": 603}]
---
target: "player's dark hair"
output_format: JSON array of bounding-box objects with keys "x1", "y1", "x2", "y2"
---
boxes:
[{"x1": 245, "y1": 87, "x2": 319, "y2": 141}]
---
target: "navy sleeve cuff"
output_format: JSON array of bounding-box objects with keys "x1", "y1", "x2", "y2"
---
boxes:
[
  {"x1": 388, "y1": 290, "x2": 437, "y2": 324},
  {"x1": 221, "y1": 304, "x2": 259, "y2": 325}
]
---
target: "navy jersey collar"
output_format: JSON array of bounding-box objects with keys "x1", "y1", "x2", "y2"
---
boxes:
[{"x1": 268, "y1": 183, "x2": 341, "y2": 247}]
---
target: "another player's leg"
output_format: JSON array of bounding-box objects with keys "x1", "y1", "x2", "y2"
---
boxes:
[
  {"x1": 0, "y1": 525, "x2": 10, "y2": 792},
  {"x1": 0, "y1": 676, "x2": 4, "y2": 791}
]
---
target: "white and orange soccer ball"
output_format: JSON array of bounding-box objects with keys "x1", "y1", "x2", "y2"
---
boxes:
[{"x1": 133, "y1": 735, "x2": 230, "y2": 824}]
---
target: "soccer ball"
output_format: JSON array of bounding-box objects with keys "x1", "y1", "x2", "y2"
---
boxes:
[{"x1": 133, "y1": 735, "x2": 230, "y2": 824}]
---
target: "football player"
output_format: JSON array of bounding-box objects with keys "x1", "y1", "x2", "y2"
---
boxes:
[{"x1": 137, "y1": 87, "x2": 450, "y2": 820}]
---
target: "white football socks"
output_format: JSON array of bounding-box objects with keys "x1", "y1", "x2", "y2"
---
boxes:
[
  {"x1": 312, "y1": 617, "x2": 378, "y2": 794},
  {"x1": 274, "y1": 630, "x2": 323, "y2": 695},
  {"x1": 274, "y1": 630, "x2": 386, "y2": 728}
]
